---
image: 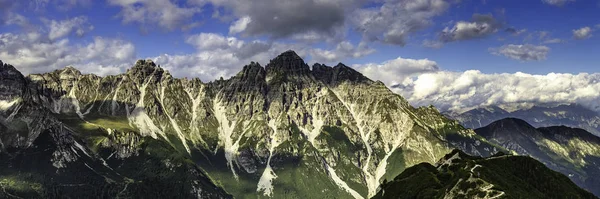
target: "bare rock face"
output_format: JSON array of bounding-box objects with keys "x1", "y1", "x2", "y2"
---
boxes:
[
  {"x1": 0, "y1": 60, "x2": 27, "y2": 101},
  {"x1": 0, "y1": 51, "x2": 498, "y2": 199}
]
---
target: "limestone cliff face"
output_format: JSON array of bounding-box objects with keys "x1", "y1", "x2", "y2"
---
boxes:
[{"x1": 0, "y1": 51, "x2": 498, "y2": 199}]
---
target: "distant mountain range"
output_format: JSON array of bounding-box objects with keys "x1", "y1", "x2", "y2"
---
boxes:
[
  {"x1": 446, "y1": 104, "x2": 600, "y2": 137},
  {"x1": 0, "y1": 51, "x2": 598, "y2": 198},
  {"x1": 474, "y1": 118, "x2": 600, "y2": 196}
]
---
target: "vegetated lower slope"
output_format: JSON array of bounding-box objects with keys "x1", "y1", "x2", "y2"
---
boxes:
[
  {"x1": 373, "y1": 149, "x2": 597, "y2": 199},
  {"x1": 474, "y1": 118, "x2": 600, "y2": 196}
]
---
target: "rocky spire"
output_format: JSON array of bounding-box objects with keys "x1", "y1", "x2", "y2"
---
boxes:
[
  {"x1": 311, "y1": 63, "x2": 334, "y2": 84},
  {"x1": 0, "y1": 60, "x2": 27, "y2": 101},
  {"x1": 265, "y1": 50, "x2": 311, "y2": 77},
  {"x1": 127, "y1": 59, "x2": 165, "y2": 84},
  {"x1": 330, "y1": 63, "x2": 370, "y2": 84},
  {"x1": 235, "y1": 61, "x2": 266, "y2": 83},
  {"x1": 129, "y1": 59, "x2": 160, "y2": 74},
  {"x1": 311, "y1": 62, "x2": 372, "y2": 86},
  {"x1": 57, "y1": 66, "x2": 82, "y2": 82},
  {"x1": 225, "y1": 62, "x2": 267, "y2": 94}
]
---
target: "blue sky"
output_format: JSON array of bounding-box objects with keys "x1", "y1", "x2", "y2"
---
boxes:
[
  {"x1": 1, "y1": 0, "x2": 599, "y2": 75},
  {"x1": 2, "y1": 0, "x2": 600, "y2": 111}
]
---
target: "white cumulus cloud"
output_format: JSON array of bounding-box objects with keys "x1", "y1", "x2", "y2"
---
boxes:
[
  {"x1": 353, "y1": 56, "x2": 440, "y2": 87},
  {"x1": 396, "y1": 70, "x2": 600, "y2": 113},
  {"x1": 43, "y1": 16, "x2": 93, "y2": 40},
  {"x1": 440, "y1": 13, "x2": 502, "y2": 42},
  {"x1": 573, "y1": 26, "x2": 592, "y2": 40},
  {"x1": 229, "y1": 16, "x2": 251, "y2": 35},
  {"x1": 0, "y1": 32, "x2": 136, "y2": 76}
]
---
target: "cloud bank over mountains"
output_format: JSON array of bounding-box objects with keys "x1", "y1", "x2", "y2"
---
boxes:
[
  {"x1": 0, "y1": 32, "x2": 135, "y2": 76},
  {"x1": 356, "y1": 58, "x2": 600, "y2": 113}
]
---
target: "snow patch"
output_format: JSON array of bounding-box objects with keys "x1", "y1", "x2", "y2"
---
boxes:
[
  {"x1": 0, "y1": 98, "x2": 20, "y2": 111},
  {"x1": 184, "y1": 88, "x2": 207, "y2": 145},
  {"x1": 67, "y1": 80, "x2": 84, "y2": 119},
  {"x1": 213, "y1": 99, "x2": 239, "y2": 179},
  {"x1": 73, "y1": 141, "x2": 91, "y2": 157},
  {"x1": 298, "y1": 112, "x2": 324, "y2": 146},
  {"x1": 129, "y1": 108, "x2": 161, "y2": 139},
  {"x1": 257, "y1": 164, "x2": 277, "y2": 197},
  {"x1": 308, "y1": 118, "x2": 324, "y2": 144},
  {"x1": 111, "y1": 82, "x2": 122, "y2": 116},
  {"x1": 47, "y1": 78, "x2": 85, "y2": 119},
  {"x1": 256, "y1": 119, "x2": 282, "y2": 197},
  {"x1": 128, "y1": 70, "x2": 164, "y2": 139},
  {"x1": 0, "y1": 98, "x2": 22, "y2": 122},
  {"x1": 298, "y1": 89, "x2": 328, "y2": 146}
]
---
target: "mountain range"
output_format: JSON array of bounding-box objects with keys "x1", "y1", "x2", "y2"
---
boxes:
[
  {"x1": 474, "y1": 118, "x2": 600, "y2": 196},
  {"x1": 447, "y1": 104, "x2": 600, "y2": 137},
  {"x1": 0, "y1": 51, "x2": 598, "y2": 198}
]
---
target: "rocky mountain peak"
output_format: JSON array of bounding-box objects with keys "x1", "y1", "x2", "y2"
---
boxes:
[
  {"x1": 131, "y1": 59, "x2": 160, "y2": 71},
  {"x1": 311, "y1": 62, "x2": 372, "y2": 86},
  {"x1": 127, "y1": 59, "x2": 165, "y2": 83},
  {"x1": 311, "y1": 63, "x2": 333, "y2": 84},
  {"x1": 236, "y1": 61, "x2": 266, "y2": 80},
  {"x1": 265, "y1": 50, "x2": 310, "y2": 76},
  {"x1": 276, "y1": 50, "x2": 303, "y2": 60},
  {"x1": 60, "y1": 66, "x2": 81, "y2": 74},
  {"x1": 57, "y1": 66, "x2": 82, "y2": 80},
  {"x1": 0, "y1": 60, "x2": 27, "y2": 101},
  {"x1": 0, "y1": 60, "x2": 22, "y2": 78},
  {"x1": 223, "y1": 61, "x2": 267, "y2": 93},
  {"x1": 331, "y1": 63, "x2": 370, "y2": 84}
]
